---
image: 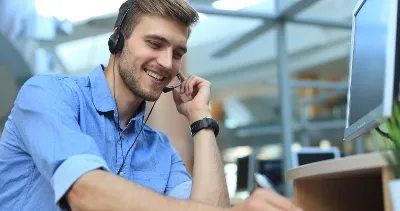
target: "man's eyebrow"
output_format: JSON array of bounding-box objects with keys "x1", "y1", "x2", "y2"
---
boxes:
[
  {"x1": 146, "y1": 34, "x2": 169, "y2": 44},
  {"x1": 146, "y1": 34, "x2": 187, "y2": 53}
]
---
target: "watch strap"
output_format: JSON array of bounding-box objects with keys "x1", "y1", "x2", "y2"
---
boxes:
[{"x1": 190, "y1": 118, "x2": 219, "y2": 137}]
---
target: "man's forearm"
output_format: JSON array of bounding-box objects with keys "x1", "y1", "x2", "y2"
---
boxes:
[
  {"x1": 67, "y1": 170, "x2": 224, "y2": 211},
  {"x1": 189, "y1": 121, "x2": 230, "y2": 208}
]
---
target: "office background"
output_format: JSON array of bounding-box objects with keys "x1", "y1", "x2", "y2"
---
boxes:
[{"x1": 0, "y1": 0, "x2": 378, "y2": 201}]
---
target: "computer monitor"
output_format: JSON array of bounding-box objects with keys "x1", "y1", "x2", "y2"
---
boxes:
[
  {"x1": 236, "y1": 156, "x2": 249, "y2": 191},
  {"x1": 235, "y1": 154, "x2": 256, "y2": 192},
  {"x1": 344, "y1": 0, "x2": 400, "y2": 141},
  {"x1": 291, "y1": 147, "x2": 341, "y2": 167},
  {"x1": 257, "y1": 159, "x2": 284, "y2": 195}
]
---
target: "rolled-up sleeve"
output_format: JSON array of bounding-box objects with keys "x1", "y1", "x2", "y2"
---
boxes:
[
  {"x1": 12, "y1": 75, "x2": 110, "y2": 205},
  {"x1": 51, "y1": 154, "x2": 110, "y2": 204},
  {"x1": 165, "y1": 147, "x2": 192, "y2": 199}
]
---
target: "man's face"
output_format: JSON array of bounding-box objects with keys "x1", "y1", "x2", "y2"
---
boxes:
[{"x1": 118, "y1": 14, "x2": 189, "y2": 102}]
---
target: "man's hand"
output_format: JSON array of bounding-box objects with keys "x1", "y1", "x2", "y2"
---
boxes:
[
  {"x1": 229, "y1": 189, "x2": 302, "y2": 211},
  {"x1": 172, "y1": 72, "x2": 211, "y2": 124}
]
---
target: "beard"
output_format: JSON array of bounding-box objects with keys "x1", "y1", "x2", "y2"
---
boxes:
[{"x1": 118, "y1": 53, "x2": 161, "y2": 102}]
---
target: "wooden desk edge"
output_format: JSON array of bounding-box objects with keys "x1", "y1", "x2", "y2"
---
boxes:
[{"x1": 286, "y1": 152, "x2": 391, "y2": 182}]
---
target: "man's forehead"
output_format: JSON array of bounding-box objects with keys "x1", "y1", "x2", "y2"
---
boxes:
[{"x1": 135, "y1": 14, "x2": 189, "y2": 40}]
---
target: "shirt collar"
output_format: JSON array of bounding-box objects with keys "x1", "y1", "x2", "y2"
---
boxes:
[
  {"x1": 88, "y1": 64, "x2": 146, "y2": 121},
  {"x1": 89, "y1": 65, "x2": 115, "y2": 113}
]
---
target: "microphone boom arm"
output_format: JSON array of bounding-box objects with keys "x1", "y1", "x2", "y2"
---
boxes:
[{"x1": 162, "y1": 74, "x2": 182, "y2": 93}]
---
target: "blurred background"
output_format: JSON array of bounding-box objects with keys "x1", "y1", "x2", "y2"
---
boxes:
[{"x1": 0, "y1": 0, "x2": 378, "y2": 203}]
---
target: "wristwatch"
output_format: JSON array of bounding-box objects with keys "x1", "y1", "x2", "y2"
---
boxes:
[{"x1": 190, "y1": 117, "x2": 219, "y2": 137}]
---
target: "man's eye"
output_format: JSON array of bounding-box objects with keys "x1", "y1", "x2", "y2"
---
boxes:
[
  {"x1": 174, "y1": 52, "x2": 183, "y2": 59},
  {"x1": 148, "y1": 41, "x2": 160, "y2": 49}
]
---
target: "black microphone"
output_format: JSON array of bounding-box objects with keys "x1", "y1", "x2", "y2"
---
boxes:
[{"x1": 163, "y1": 74, "x2": 182, "y2": 93}]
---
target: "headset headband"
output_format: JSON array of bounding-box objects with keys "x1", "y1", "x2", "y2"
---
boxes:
[{"x1": 116, "y1": 0, "x2": 136, "y2": 33}]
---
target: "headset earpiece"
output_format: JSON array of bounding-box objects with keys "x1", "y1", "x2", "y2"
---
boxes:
[
  {"x1": 108, "y1": 32, "x2": 119, "y2": 54},
  {"x1": 108, "y1": 27, "x2": 125, "y2": 55},
  {"x1": 115, "y1": 33, "x2": 124, "y2": 54}
]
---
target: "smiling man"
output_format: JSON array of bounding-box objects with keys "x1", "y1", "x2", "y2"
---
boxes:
[{"x1": 0, "y1": 1, "x2": 300, "y2": 211}]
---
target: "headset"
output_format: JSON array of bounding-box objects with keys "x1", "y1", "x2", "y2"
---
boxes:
[
  {"x1": 107, "y1": 0, "x2": 132, "y2": 55},
  {"x1": 108, "y1": 0, "x2": 182, "y2": 93}
]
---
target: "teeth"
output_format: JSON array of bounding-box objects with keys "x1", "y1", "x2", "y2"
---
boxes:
[{"x1": 146, "y1": 69, "x2": 163, "y2": 80}]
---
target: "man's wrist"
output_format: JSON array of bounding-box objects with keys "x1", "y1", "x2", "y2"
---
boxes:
[
  {"x1": 187, "y1": 109, "x2": 212, "y2": 124},
  {"x1": 190, "y1": 117, "x2": 219, "y2": 138}
]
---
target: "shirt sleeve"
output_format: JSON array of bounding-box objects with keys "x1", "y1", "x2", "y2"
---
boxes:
[
  {"x1": 12, "y1": 75, "x2": 110, "y2": 206},
  {"x1": 164, "y1": 147, "x2": 192, "y2": 199}
]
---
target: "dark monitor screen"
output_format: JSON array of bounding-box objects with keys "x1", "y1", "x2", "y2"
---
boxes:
[
  {"x1": 297, "y1": 153, "x2": 335, "y2": 166},
  {"x1": 236, "y1": 156, "x2": 249, "y2": 191},
  {"x1": 257, "y1": 160, "x2": 283, "y2": 195},
  {"x1": 348, "y1": 0, "x2": 388, "y2": 125}
]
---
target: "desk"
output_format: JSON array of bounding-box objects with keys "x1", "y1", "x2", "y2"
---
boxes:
[{"x1": 286, "y1": 152, "x2": 394, "y2": 211}]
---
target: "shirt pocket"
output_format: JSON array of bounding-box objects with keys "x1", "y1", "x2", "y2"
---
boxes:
[{"x1": 130, "y1": 171, "x2": 169, "y2": 194}]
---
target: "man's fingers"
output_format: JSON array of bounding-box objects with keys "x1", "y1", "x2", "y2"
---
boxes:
[
  {"x1": 263, "y1": 205, "x2": 281, "y2": 211},
  {"x1": 175, "y1": 73, "x2": 210, "y2": 96},
  {"x1": 253, "y1": 189, "x2": 295, "y2": 210},
  {"x1": 177, "y1": 71, "x2": 187, "y2": 81},
  {"x1": 177, "y1": 71, "x2": 187, "y2": 94},
  {"x1": 186, "y1": 75, "x2": 195, "y2": 95},
  {"x1": 172, "y1": 88, "x2": 183, "y2": 105},
  {"x1": 244, "y1": 198, "x2": 281, "y2": 211},
  {"x1": 186, "y1": 75, "x2": 210, "y2": 96}
]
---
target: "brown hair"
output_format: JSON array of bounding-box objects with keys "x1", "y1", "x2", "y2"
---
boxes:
[{"x1": 114, "y1": 0, "x2": 199, "y2": 39}]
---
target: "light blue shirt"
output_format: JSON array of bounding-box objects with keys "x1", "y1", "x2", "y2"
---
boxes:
[{"x1": 0, "y1": 65, "x2": 192, "y2": 211}]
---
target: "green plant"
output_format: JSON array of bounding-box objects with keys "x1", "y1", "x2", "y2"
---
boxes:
[{"x1": 376, "y1": 103, "x2": 400, "y2": 179}]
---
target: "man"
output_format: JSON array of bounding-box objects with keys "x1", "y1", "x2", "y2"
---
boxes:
[{"x1": 0, "y1": 0, "x2": 301, "y2": 210}]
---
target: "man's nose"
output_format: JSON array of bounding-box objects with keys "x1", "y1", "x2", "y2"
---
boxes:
[{"x1": 157, "y1": 50, "x2": 173, "y2": 70}]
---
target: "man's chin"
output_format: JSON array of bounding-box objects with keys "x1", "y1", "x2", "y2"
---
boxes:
[
  {"x1": 131, "y1": 86, "x2": 162, "y2": 102},
  {"x1": 141, "y1": 92, "x2": 161, "y2": 102},
  {"x1": 144, "y1": 96, "x2": 159, "y2": 102}
]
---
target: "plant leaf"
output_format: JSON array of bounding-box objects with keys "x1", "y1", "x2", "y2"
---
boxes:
[{"x1": 382, "y1": 151, "x2": 400, "y2": 179}]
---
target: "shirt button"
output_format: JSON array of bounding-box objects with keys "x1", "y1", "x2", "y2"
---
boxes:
[
  {"x1": 121, "y1": 134, "x2": 125, "y2": 139},
  {"x1": 119, "y1": 172, "x2": 124, "y2": 177}
]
